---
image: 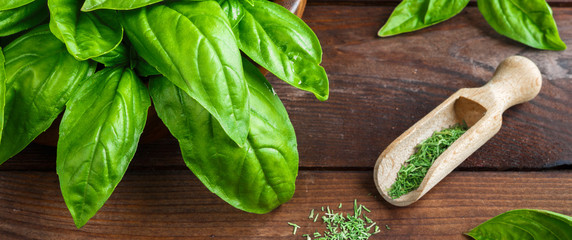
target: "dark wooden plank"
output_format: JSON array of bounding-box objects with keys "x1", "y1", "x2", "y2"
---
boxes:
[
  {"x1": 0, "y1": 170, "x2": 570, "y2": 239},
  {"x1": 2, "y1": 6, "x2": 571, "y2": 171},
  {"x1": 283, "y1": 6, "x2": 572, "y2": 169}
]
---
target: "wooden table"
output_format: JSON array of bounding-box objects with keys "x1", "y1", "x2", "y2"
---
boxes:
[{"x1": 1, "y1": 1, "x2": 571, "y2": 239}]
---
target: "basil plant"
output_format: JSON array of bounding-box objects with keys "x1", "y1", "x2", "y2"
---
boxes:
[{"x1": 0, "y1": 0, "x2": 328, "y2": 228}]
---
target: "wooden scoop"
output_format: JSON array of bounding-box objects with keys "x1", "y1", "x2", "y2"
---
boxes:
[{"x1": 374, "y1": 56, "x2": 542, "y2": 207}]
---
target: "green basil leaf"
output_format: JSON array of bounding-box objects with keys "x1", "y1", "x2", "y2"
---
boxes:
[
  {"x1": 235, "y1": 0, "x2": 329, "y2": 101},
  {"x1": 92, "y1": 43, "x2": 129, "y2": 67},
  {"x1": 134, "y1": 57, "x2": 160, "y2": 77},
  {"x1": 378, "y1": 0, "x2": 469, "y2": 37},
  {"x1": 477, "y1": 0, "x2": 566, "y2": 51},
  {"x1": 81, "y1": 0, "x2": 164, "y2": 11},
  {"x1": 0, "y1": 0, "x2": 35, "y2": 11},
  {"x1": 48, "y1": 0, "x2": 124, "y2": 60},
  {"x1": 150, "y1": 58, "x2": 298, "y2": 214},
  {"x1": 217, "y1": 0, "x2": 246, "y2": 29},
  {"x1": 0, "y1": 47, "x2": 5, "y2": 143},
  {"x1": 0, "y1": 0, "x2": 48, "y2": 37},
  {"x1": 0, "y1": 25, "x2": 95, "y2": 164},
  {"x1": 242, "y1": 0, "x2": 253, "y2": 6},
  {"x1": 57, "y1": 67, "x2": 150, "y2": 228},
  {"x1": 120, "y1": 1, "x2": 249, "y2": 146},
  {"x1": 467, "y1": 209, "x2": 572, "y2": 239}
]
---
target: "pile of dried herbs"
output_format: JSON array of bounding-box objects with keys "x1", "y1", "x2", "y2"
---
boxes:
[
  {"x1": 389, "y1": 124, "x2": 468, "y2": 199},
  {"x1": 289, "y1": 200, "x2": 381, "y2": 240}
]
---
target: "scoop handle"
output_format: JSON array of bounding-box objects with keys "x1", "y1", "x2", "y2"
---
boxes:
[{"x1": 483, "y1": 56, "x2": 542, "y2": 111}]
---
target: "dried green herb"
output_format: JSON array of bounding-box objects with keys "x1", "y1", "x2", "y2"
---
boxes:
[
  {"x1": 299, "y1": 200, "x2": 380, "y2": 240},
  {"x1": 389, "y1": 124, "x2": 468, "y2": 199},
  {"x1": 288, "y1": 222, "x2": 301, "y2": 235}
]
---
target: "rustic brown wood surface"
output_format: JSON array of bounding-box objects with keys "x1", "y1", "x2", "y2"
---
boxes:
[
  {"x1": 0, "y1": 1, "x2": 571, "y2": 239},
  {"x1": 0, "y1": 171, "x2": 570, "y2": 239},
  {"x1": 5, "y1": 5, "x2": 571, "y2": 171}
]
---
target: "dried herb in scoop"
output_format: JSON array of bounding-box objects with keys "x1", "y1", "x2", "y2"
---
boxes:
[{"x1": 389, "y1": 124, "x2": 468, "y2": 199}]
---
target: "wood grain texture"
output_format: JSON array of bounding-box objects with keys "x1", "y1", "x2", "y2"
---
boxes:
[
  {"x1": 284, "y1": 6, "x2": 572, "y2": 169},
  {"x1": 0, "y1": 170, "x2": 570, "y2": 239},
  {"x1": 2, "y1": 6, "x2": 572, "y2": 171}
]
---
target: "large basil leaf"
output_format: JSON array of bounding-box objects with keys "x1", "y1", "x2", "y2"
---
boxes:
[
  {"x1": 0, "y1": 0, "x2": 35, "y2": 11},
  {"x1": 467, "y1": 209, "x2": 572, "y2": 239},
  {"x1": 81, "y1": 0, "x2": 163, "y2": 11},
  {"x1": 48, "y1": 0, "x2": 124, "y2": 60},
  {"x1": 0, "y1": 25, "x2": 95, "y2": 164},
  {"x1": 378, "y1": 0, "x2": 469, "y2": 37},
  {"x1": 57, "y1": 67, "x2": 150, "y2": 228},
  {"x1": 0, "y1": 47, "x2": 5, "y2": 143},
  {"x1": 234, "y1": 0, "x2": 329, "y2": 101},
  {"x1": 120, "y1": 1, "x2": 249, "y2": 146},
  {"x1": 0, "y1": 0, "x2": 48, "y2": 37},
  {"x1": 150, "y1": 59, "x2": 298, "y2": 213},
  {"x1": 477, "y1": 0, "x2": 567, "y2": 51}
]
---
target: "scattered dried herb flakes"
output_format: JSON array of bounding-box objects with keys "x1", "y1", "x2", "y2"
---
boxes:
[
  {"x1": 289, "y1": 222, "x2": 301, "y2": 235},
  {"x1": 289, "y1": 200, "x2": 381, "y2": 239}
]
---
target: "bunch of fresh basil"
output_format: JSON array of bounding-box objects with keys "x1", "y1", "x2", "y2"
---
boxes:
[
  {"x1": 0, "y1": 0, "x2": 328, "y2": 228},
  {"x1": 379, "y1": 0, "x2": 567, "y2": 51}
]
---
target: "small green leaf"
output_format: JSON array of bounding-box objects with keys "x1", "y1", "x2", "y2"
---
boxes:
[
  {"x1": 234, "y1": 0, "x2": 329, "y2": 101},
  {"x1": 134, "y1": 57, "x2": 160, "y2": 77},
  {"x1": 48, "y1": 0, "x2": 124, "y2": 60},
  {"x1": 0, "y1": 47, "x2": 5, "y2": 143},
  {"x1": 0, "y1": 0, "x2": 35, "y2": 11},
  {"x1": 467, "y1": 209, "x2": 572, "y2": 240},
  {"x1": 217, "y1": 0, "x2": 246, "y2": 28},
  {"x1": 378, "y1": 0, "x2": 469, "y2": 37},
  {"x1": 150, "y1": 58, "x2": 298, "y2": 213},
  {"x1": 0, "y1": 25, "x2": 95, "y2": 164},
  {"x1": 477, "y1": 0, "x2": 567, "y2": 50},
  {"x1": 57, "y1": 67, "x2": 150, "y2": 228},
  {"x1": 0, "y1": 0, "x2": 48, "y2": 37},
  {"x1": 120, "y1": 1, "x2": 249, "y2": 147},
  {"x1": 242, "y1": 0, "x2": 253, "y2": 6},
  {"x1": 81, "y1": 0, "x2": 164, "y2": 11},
  {"x1": 92, "y1": 43, "x2": 129, "y2": 67}
]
